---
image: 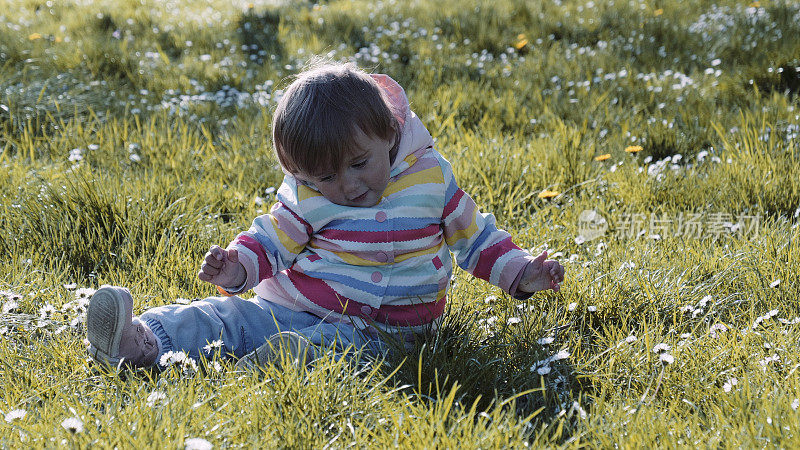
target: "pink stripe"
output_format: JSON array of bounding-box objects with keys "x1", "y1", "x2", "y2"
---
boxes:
[
  {"x1": 443, "y1": 199, "x2": 476, "y2": 241},
  {"x1": 272, "y1": 210, "x2": 310, "y2": 246},
  {"x1": 432, "y1": 256, "x2": 443, "y2": 269},
  {"x1": 274, "y1": 201, "x2": 313, "y2": 236},
  {"x1": 390, "y1": 153, "x2": 439, "y2": 180},
  {"x1": 472, "y1": 236, "x2": 520, "y2": 282},
  {"x1": 287, "y1": 270, "x2": 444, "y2": 326},
  {"x1": 374, "y1": 296, "x2": 446, "y2": 326},
  {"x1": 442, "y1": 189, "x2": 465, "y2": 219},
  {"x1": 233, "y1": 235, "x2": 272, "y2": 280},
  {"x1": 319, "y1": 224, "x2": 439, "y2": 243}
]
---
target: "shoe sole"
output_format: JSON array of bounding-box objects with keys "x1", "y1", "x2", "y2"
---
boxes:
[
  {"x1": 234, "y1": 331, "x2": 311, "y2": 372},
  {"x1": 86, "y1": 287, "x2": 127, "y2": 364}
]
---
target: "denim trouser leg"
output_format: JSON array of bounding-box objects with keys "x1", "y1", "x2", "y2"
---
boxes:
[{"x1": 139, "y1": 295, "x2": 384, "y2": 367}]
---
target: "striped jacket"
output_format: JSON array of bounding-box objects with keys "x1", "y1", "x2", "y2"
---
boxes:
[{"x1": 226, "y1": 75, "x2": 533, "y2": 333}]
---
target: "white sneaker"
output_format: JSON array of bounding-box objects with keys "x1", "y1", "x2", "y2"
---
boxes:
[{"x1": 86, "y1": 286, "x2": 158, "y2": 367}]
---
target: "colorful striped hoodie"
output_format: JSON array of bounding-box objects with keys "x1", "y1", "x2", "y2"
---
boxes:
[{"x1": 224, "y1": 75, "x2": 535, "y2": 334}]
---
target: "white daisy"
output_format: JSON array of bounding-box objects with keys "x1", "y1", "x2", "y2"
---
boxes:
[
  {"x1": 61, "y1": 417, "x2": 84, "y2": 433},
  {"x1": 652, "y1": 343, "x2": 671, "y2": 353},
  {"x1": 4, "y1": 409, "x2": 26, "y2": 422},
  {"x1": 185, "y1": 437, "x2": 213, "y2": 450},
  {"x1": 146, "y1": 391, "x2": 167, "y2": 408}
]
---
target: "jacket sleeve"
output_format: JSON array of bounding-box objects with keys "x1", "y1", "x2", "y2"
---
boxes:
[
  {"x1": 221, "y1": 179, "x2": 313, "y2": 294},
  {"x1": 438, "y1": 154, "x2": 533, "y2": 297}
]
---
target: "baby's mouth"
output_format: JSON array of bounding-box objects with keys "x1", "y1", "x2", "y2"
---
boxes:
[{"x1": 351, "y1": 191, "x2": 369, "y2": 202}]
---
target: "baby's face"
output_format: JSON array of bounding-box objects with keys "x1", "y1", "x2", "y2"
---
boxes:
[{"x1": 295, "y1": 130, "x2": 394, "y2": 207}]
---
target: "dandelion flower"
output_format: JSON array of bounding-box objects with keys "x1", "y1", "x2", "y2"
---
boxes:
[
  {"x1": 538, "y1": 189, "x2": 559, "y2": 199},
  {"x1": 723, "y1": 378, "x2": 738, "y2": 392},
  {"x1": 185, "y1": 437, "x2": 213, "y2": 450},
  {"x1": 4, "y1": 409, "x2": 26, "y2": 422},
  {"x1": 624, "y1": 145, "x2": 643, "y2": 153},
  {"x1": 28, "y1": 33, "x2": 42, "y2": 40},
  {"x1": 749, "y1": 1, "x2": 760, "y2": 7},
  {"x1": 594, "y1": 154, "x2": 611, "y2": 161},
  {"x1": 514, "y1": 34, "x2": 528, "y2": 50},
  {"x1": 61, "y1": 417, "x2": 84, "y2": 433},
  {"x1": 654, "y1": 8, "x2": 663, "y2": 15},
  {"x1": 659, "y1": 353, "x2": 675, "y2": 365}
]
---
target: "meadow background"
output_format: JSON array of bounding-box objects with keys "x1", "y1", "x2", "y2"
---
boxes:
[{"x1": 1, "y1": 0, "x2": 800, "y2": 447}]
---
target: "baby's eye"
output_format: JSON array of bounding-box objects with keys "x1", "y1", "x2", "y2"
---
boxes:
[
  {"x1": 318, "y1": 174, "x2": 335, "y2": 183},
  {"x1": 351, "y1": 160, "x2": 367, "y2": 168}
]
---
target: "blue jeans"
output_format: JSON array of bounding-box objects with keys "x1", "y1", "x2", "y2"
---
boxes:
[{"x1": 140, "y1": 295, "x2": 388, "y2": 367}]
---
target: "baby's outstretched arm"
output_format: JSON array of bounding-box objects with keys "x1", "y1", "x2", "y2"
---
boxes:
[
  {"x1": 518, "y1": 251, "x2": 565, "y2": 293},
  {"x1": 198, "y1": 245, "x2": 247, "y2": 288}
]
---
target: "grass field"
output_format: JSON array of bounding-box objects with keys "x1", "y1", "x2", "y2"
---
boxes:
[{"x1": 1, "y1": 0, "x2": 800, "y2": 447}]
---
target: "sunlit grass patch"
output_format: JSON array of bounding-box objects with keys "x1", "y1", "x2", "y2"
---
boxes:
[{"x1": 1, "y1": 0, "x2": 800, "y2": 446}]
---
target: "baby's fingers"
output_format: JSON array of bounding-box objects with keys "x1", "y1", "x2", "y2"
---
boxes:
[
  {"x1": 226, "y1": 248, "x2": 239, "y2": 263},
  {"x1": 204, "y1": 251, "x2": 224, "y2": 269},
  {"x1": 200, "y1": 261, "x2": 221, "y2": 276}
]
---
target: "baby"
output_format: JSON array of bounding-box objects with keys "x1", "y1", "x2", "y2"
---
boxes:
[{"x1": 86, "y1": 62, "x2": 564, "y2": 370}]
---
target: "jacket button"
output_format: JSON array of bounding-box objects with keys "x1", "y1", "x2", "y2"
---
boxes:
[
  {"x1": 375, "y1": 211, "x2": 387, "y2": 222},
  {"x1": 376, "y1": 251, "x2": 388, "y2": 263},
  {"x1": 371, "y1": 271, "x2": 382, "y2": 283},
  {"x1": 360, "y1": 305, "x2": 372, "y2": 315}
]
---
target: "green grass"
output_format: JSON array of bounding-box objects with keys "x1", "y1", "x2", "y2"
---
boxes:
[{"x1": 2, "y1": 0, "x2": 800, "y2": 447}]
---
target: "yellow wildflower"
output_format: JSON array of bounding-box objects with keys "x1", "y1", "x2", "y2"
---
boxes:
[
  {"x1": 515, "y1": 34, "x2": 528, "y2": 50},
  {"x1": 654, "y1": 8, "x2": 663, "y2": 16},
  {"x1": 749, "y1": 1, "x2": 760, "y2": 7},
  {"x1": 594, "y1": 154, "x2": 611, "y2": 161},
  {"x1": 28, "y1": 33, "x2": 42, "y2": 40},
  {"x1": 625, "y1": 145, "x2": 643, "y2": 153},
  {"x1": 538, "y1": 189, "x2": 559, "y2": 199}
]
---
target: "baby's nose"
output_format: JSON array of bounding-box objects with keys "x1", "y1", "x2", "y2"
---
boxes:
[{"x1": 341, "y1": 178, "x2": 362, "y2": 196}]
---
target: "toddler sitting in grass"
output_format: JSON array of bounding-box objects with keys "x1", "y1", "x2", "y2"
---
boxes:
[{"x1": 86, "y1": 62, "x2": 564, "y2": 371}]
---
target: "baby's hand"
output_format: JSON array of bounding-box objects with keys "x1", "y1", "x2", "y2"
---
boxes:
[
  {"x1": 518, "y1": 251, "x2": 565, "y2": 293},
  {"x1": 198, "y1": 245, "x2": 246, "y2": 288}
]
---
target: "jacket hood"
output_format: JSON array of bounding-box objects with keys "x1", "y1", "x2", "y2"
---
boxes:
[{"x1": 371, "y1": 74, "x2": 434, "y2": 172}]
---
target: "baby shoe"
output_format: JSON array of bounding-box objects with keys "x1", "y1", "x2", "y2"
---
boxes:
[
  {"x1": 234, "y1": 331, "x2": 312, "y2": 372},
  {"x1": 86, "y1": 286, "x2": 158, "y2": 367}
]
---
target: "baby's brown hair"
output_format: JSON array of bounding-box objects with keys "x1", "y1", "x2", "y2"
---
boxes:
[{"x1": 272, "y1": 62, "x2": 400, "y2": 176}]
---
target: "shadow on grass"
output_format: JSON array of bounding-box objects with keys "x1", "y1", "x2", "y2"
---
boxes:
[{"x1": 379, "y1": 302, "x2": 582, "y2": 431}]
